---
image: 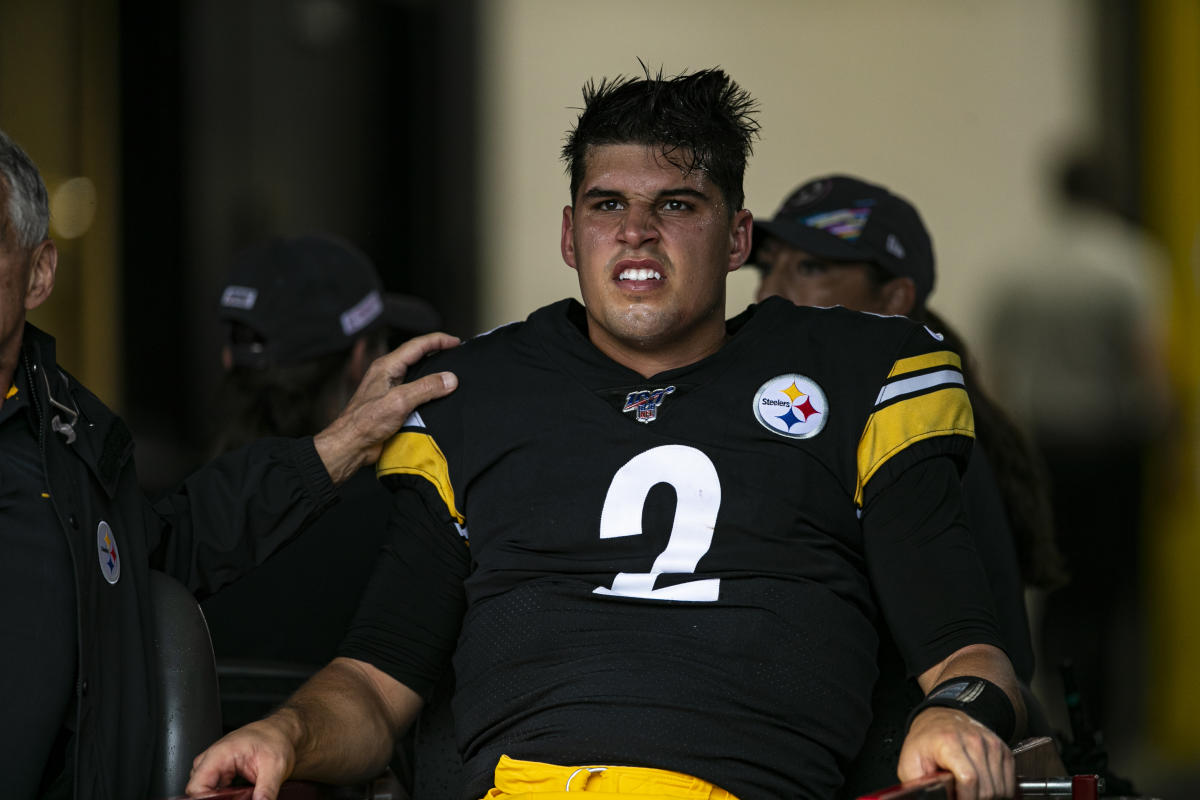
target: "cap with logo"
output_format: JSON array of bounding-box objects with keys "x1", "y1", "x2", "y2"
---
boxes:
[
  {"x1": 218, "y1": 234, "x2": 441, "y2": 368},
  {"x1": 750, "y1": 175, "x2": 935, "y2": 307}
]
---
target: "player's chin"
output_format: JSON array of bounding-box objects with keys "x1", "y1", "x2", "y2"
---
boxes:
[{"x1": 606, "y1": 308, "x2": 683, "y2": 345}]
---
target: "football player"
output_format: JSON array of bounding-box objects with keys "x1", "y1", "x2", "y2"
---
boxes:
[{"x1": 189, "y1": 68, "x2": 1023, "y2": 800}]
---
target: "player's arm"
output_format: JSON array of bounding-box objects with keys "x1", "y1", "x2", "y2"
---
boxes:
[
  {"x1": 186, "y1": 656, "x2": 421, "y2": 800},
  {"x1": 866, "y1": 462, "x2": 1023, "y2": 799},
  {"x1": 863, "y1": 455, "x2": 1025, "y2": 800},
  {"x1": 187, "y1": 475, "x2": 468, "y2": 800},
  {"x1": 857, "y1": 324, "x2": 1024, "y2": 797},
  {"x1": 898, "y1": 643, "x2": 1025, "y2": 800}
]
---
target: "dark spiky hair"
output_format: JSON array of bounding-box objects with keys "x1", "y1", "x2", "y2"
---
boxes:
[{"x1": 561, "y1": 65, "x2": 760, "y2": 213}]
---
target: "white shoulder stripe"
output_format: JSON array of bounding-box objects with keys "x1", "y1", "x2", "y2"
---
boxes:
[
  {"x1": 474, "y1": 318, "x2": 522, "y2": 338},
  {"x1": 875, "y1": 369, "x2": 965, "y2": 406}
]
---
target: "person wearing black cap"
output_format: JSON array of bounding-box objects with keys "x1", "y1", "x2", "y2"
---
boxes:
[
  {"x1": 202, "y1": 234, "x2": 445, "y2": 733},
  {"x1": 211, "y1": 234, "x2": 443, "y2": 452},
  {"x1": 0, "y1": 129, "x2": 458, "y2": 800},
  {"x1": 752, "y1": 175, "x2": 936, "y2": 316},
  {"x1": 750, "y1": 174, "x2": 1063, "y2": 797}
]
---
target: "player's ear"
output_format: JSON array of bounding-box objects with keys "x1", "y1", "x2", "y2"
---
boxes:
[
  {"x1": 561, "y1": 205, "x2": 578, "y2": 270},
  {"x1": 728, "y1": 209, "x2": 752, "y2": 273}
]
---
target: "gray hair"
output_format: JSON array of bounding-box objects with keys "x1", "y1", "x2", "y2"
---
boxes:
[{"x1": 0, "y1": 128, "x2": 51, "y2": 251}]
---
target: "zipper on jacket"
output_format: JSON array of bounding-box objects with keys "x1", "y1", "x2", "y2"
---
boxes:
[{"x1": 24, "y1": 341, "x2": 88, "y2": 797}]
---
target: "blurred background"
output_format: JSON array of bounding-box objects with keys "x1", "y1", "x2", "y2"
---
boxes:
[{"x1": 1, "y1": 0, "x2": 1197, "y2": 795}]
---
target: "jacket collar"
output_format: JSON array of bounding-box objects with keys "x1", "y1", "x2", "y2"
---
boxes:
[{"x1": 22, "y1": 323, "x2": 132, "y2": 498}]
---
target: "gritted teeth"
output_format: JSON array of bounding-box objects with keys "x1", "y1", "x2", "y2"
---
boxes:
[{"x1": 618, "y1": 268, "x2": 663, "y2": 281}]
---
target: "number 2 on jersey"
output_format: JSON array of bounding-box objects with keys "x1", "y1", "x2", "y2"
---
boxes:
[{"x1": 593, "y1": 444, "x2": 722, "y2": 602}]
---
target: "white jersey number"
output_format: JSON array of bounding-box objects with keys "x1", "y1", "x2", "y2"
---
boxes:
[{"x1": 593, "y1": 445, "x2": 722, "y2": 602}]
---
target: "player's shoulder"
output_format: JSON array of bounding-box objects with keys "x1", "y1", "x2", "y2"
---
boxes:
[
  {"x1": 408, "y1": 299, "x2": 581, "y2": 394},
  {"x1": 779, "y1": 296, "x2": 919, "y2": 332},
  {"x1": 755, "y1": 296, "x2": 938, "y2": 357},
  {"x1": 413, "y1": 301, "x2": 561, "y2": 372}
]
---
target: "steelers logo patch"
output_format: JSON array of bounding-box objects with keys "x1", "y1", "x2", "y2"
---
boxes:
[
  {"x1": 753, "y1": 374, "x2": 828, "y2": 439},
  {"x1": 96, "y1": 520, "x2": 121, "y2": 585}
]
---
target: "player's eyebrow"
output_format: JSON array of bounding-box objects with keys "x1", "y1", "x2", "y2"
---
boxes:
[
  {"x1": 580, "y1": 187, "x2": 623, "y2": 200},
  {"x1": 580, "y1": 187, "x2": 712, "y2": 203},
  {"x1": 655, "y1": 187, "x2": 710, "y2": 203}
]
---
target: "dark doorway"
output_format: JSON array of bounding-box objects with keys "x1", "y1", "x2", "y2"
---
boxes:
[{"x1": 119, "y1": 0, "x2": 479, "y2": 490}]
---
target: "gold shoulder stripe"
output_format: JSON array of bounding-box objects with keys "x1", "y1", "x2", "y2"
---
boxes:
[
  {"x1": 376, "y1": 430, "x2": 465, "y2": 524},
  {"x1": 888, "y1": 350, "x2": 962, "y2": 379},
  {"x1": 854, "y1": 385, "x2": 974, "y2": 506}
]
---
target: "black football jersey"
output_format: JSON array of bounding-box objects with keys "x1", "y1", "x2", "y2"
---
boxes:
[{"x1": 350, "y1": 296, "x2": 997, "y2": 800}]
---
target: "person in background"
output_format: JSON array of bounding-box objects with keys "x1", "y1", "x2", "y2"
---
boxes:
[
  {"x1": 750, "y1": 173, "x2": 1063, "y2": 796},
  {"x1": 201, "y1": 234, "x2": 443, "y2": 725},
  {"x1": 0, "y1": 128, "x2": 458, "y2": 800}
]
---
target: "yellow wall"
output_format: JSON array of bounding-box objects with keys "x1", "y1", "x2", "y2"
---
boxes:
[{"x1": 1142, "y1": 0, "x2": 1200, "y2": 761}]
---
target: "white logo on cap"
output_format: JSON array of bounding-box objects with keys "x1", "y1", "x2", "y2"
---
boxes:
[
  {"x1": 753, "y1": 374, "x2": 829, "y2": 439},
  {"x1": 788, "y1": 179, "x2": 833, "y2": 208},
  {"x1": 220, "y1": 285, "x2": 258, "y2": 310},
  {"x1": 886, "y1": 234, "x2": 906, "y2": 260},
  {"x1": 340, "y1": 290, "x2": 384, "y2": 336},
  {"x1": 97, "y1": 520, "x2": 120, "y2": 584}
]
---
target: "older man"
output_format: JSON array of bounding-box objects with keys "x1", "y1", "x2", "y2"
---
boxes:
[{"x1": 0, "y1": 128, "x2": 457, "y2": 800}]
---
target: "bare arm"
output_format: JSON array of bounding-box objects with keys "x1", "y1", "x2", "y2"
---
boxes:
[
  {"x1": 187, "y1": 657, "x2": 422, "y2": 800},
  {"x1": 315, "y1": 332, "x2": 460, "y2": 485},
  {"x1": 898, "y1": 642, "x2": 1026, "y2": 800},
  {"x1": 914, "y1": 642, "x2": 1026, "y2": 732}
]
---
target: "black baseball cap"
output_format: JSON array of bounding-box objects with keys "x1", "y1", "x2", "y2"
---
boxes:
[
  {"x1": 218, "y1": 234, "x2": 442, "y2": 368},
  {"x1": 750, "y1": 175, "x2": 935, "y2": 306}
]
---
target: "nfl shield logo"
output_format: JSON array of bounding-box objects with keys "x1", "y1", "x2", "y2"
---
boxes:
[{"x1": 622, "y1": 386, "x2": 676, "y2": 423}]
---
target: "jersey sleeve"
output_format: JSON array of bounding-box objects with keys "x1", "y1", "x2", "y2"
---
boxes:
[
  {"x1": 376, "y1": 408, "x2": 465, "y2": 526},
  {"x1": 854, "y1": 324, "x2": 975, "y2": 508},
  {"x1": 862, "y1": 455, "x2": 1007, "y2": 678},
  {"x1": 338, "y1": 481, "x2": 469, "y2": 698},
  {"x1": 960, "y1": 448, "x2": 1035, "y2": 682}
]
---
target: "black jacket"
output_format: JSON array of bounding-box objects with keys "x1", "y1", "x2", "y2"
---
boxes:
[{"x1": 18, "y1": 324, "x2": 338, "y2": 800}]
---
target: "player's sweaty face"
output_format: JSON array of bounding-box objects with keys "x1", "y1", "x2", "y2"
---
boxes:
[{"x1": 561, "y1": 143, "x2": 751, "y2": 372}]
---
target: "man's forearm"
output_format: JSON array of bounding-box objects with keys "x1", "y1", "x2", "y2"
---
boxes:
[
  {"x1": 898, "y1": 643, "x2": 1023, "y2": 798},
  {"x1": 278, "y1": 658, "x2": 422, "y2": 785},
  {"x1": 915, "y1": 643, "x2": 1027, "y2": 742}
]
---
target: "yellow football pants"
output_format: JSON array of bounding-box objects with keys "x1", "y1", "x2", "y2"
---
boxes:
[{"x1": 478, "y1": 755, "x2": 741, "y2": 799}]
